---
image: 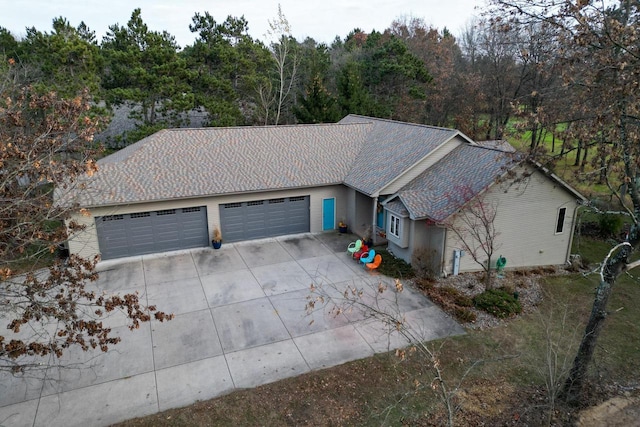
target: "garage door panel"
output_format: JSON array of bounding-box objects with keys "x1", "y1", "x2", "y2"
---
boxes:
[
  {"x1": 129, "y1": 241, "x2": 155, "y2": 255},
  {"x1": 155, "y1": 230, "x2": 180, "y2": 243},
  {"x1": 220, "y1": 196, "x2": 309, "y2": 242},
  {"x1": 96, "y1": 206, "x2": 208, "y2": 260},
  {"x1": 287, "y1": 197, "x2": 310, "y2": 233},
  {"x1": 245, "y1": 201, "x2": 267, "y2": 236},
  {"x1": 267, "y1": 198, "x2": 288, "y2": 235},
  {"x1": 219, "y1": 203, "x2": 244, "y2": 242},
  {"x1": 96, "y1": 215, "x2": 129, "y2": 259}
]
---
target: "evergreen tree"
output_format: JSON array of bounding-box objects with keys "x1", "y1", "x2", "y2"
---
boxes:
[{"x1": 101, "y1": 9, "x2": 193, "y2": 145}]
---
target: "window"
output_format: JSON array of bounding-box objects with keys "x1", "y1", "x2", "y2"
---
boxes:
[
  {"x1": 130, "y1": 212, "x2": 150, "y2": 219},
  {"x1": 156, "y1": 209, "x2": 176, "y2": 216},
  {"x1": 182, "y1": 207, "x2": 201, "y2": 213},
  {"x1": 390, "y1": 214, "x2": 401, "y2": 238},
  {"x1": 555, "y1": 207, "x2": 567, "y2": 234},
  {"x1": 102, "y1": 215, "x2": 124, "y2": 221}
]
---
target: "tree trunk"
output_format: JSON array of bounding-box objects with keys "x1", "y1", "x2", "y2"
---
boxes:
[
  {"x1": 562, "y1": 227, "x2": 640, "y2": 404},
  {"x1": 574, "y1": 140, "x2": 582, "y2": 167},
  {"x1": 599, "y1": 155, "x2": 607, "y2": 184},
  {"x1": 580, "y1": 142, "x2": 589, "y2": 172},
  {"x1": 561, "y1": 278, "x2": 613, "y2": 404},
  {"x1": 530, "y1": 125, "x2": 538, "y2": 151},
  {"x1": 485, "y1": 255, "x2": 493, "y2": 289}
]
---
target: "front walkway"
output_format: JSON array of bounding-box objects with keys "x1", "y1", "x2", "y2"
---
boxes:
[{"x1": 0, "y1": 233, "x2": 464, "y2": 427}]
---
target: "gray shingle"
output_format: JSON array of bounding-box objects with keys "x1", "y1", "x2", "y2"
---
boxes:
[
  {"x1": 395, "y1": 144, "x2": 515, "y2": 221},
  {"x1": 77, "y1": 123, "x2": 369, "y2": 207},
  {"x1": 340, "y1": 115, "x2": 463, "y2": 195},
  {"x1": 72, "y1": 115, "x2": 476, "y2": 208}
]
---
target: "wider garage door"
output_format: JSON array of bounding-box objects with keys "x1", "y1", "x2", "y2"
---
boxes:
[
  {"x1": 220, "y1": 196, "x2": 310, "y2": 242},
  {"x1": 96, "y1": 206, "x2": 209, "y2": 260}
]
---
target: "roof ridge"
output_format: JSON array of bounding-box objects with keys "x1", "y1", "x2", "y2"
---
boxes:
[
  {"x1": 461, "y1": 143, "x2": 519, "y2": 155},
  {"x1": 160, "y1": 122, "x2": 370, "y2": 132},
  {"x1": 345, "y1": 114, "x2": 458, "y2": 132}
]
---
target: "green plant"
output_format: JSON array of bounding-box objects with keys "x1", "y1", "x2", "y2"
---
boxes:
[
  {"x1": 473, "y1": 289, "x2": 522, "y2": 319},
  {"x1": 598, "y1": 213, "x2": 624, "y2": 238},
  {"x1": 375, "y1": 248, "x2": 415, "y2": 278}
]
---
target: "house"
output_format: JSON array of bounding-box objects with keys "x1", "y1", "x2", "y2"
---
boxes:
[{"x1": 64, "y1": 115, "x2": 585, "y2": 275}]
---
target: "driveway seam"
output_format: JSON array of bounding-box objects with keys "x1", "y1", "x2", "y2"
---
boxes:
[
  {"x1": 265, "y1": 293, "x2": 312, "y2": 372},
  {"x1": 141, "y1": 256, "x2": 161, "y2": 413},
  {"x1": 194, "y1": 251, "x2": 237, "y2": 389},
  {"x1": 32, "y1": 353, "x2": 53, "y2": 427}
]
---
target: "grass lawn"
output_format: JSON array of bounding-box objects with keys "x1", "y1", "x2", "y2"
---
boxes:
[{"x1": 115, "y1": 236, "x2": 640, "y2": 426}]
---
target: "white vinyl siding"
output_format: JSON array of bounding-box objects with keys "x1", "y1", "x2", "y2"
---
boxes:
[{"x1": 442, "y1": 165, "x2": 579, "y2": 274}]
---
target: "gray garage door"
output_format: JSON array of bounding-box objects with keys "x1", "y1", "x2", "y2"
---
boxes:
[
  {"x1": 96, "y1": 206, "x2": 209, "y2": 260},
  {"x1": 220, "y1": 196, "x2": 310, "y2": 242}
]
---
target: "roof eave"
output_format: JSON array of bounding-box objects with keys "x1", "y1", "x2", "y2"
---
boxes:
[
  {"x1": 529, "y1": 160, "x2": 587, "y2": 202},
  {"x1": 78, "y1": 182, "x2": 345, "y2": 210}
]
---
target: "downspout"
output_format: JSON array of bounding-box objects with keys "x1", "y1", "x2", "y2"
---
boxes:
[
  {"x1": 441, "y1": 227, "x2": 448, "y2": 277},
  {"x1": 565, "y1": 203, "x2": 581, "y2": 264},
  {"x1": 372, "y1": 196, "x2": 378, "y2": 246}
]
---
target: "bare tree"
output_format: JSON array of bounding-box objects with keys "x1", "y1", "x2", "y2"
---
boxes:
[
  {"x1": 486, "y1": 0, "x2": 640, "y2": 403},
  {"x1": 260, "y1": 4, "x2": 299, "y2": 125},
  {"x1": 440, "y1": 186, "x2": 501, "y2": 288},
  {"x1": 526, "y1": 297, "x2": 581, "y2": 424},
  {"x1": 0, "y1": 62, "x2": 172, "y2": 373}
]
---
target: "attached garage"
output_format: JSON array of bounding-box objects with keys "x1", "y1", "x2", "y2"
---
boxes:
[
  {"x1": 220, "y1": 196, "x2": 310, "y2": 242},
  {"x1": 96, "y1": 206, "x2": 209, "y2": 260}
]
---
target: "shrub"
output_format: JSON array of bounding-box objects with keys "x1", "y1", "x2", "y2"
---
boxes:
[
  {"x1": 454, "y1": 307, "x2": 477, "y2": 323},
  {"x1": 473, "y1": 289, "x2": 522, "y2": 319},
  {"x1": 417, "y1": 281, "x2": 476, "y2": 322},
  {"x1": 438, "y1": 286, "x2": 473, "y2": 307},
  {"x1": 598, "y1": 213, "x2": 624, "y2": 238},
  {"x1": 376, "y1": 248, "x2": 415, "y2": 278}
]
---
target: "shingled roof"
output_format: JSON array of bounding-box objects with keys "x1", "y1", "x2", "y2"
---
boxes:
[
  {"x1": 75, "y1": 122, "x2": 368, "y2": 207},
  {"x1": 390, "y1": 144, "x2": 516, "y2": 221},
  {"x1": 72, "y1": 115, "x2": 472, "y2": 208},
  {"x1": 340, "y1": 115, "x2": 470, "y2": 195}
]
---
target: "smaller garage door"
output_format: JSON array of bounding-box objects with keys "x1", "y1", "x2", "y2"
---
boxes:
[
  {"x1": 96, "y1": 206, "x2": 209, "y2": 260},
  {"x1": 220, "y1": 196, "x2": 310, "y2": 242}
]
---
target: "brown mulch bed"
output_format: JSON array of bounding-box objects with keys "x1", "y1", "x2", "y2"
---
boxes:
[{"x1": 413, "y1": 267, "x2": 559, "y2": 329}]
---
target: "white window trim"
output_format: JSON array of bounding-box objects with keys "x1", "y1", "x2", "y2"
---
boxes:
[
  {"x1": 389, "y1": 214, "x2": 401, "y2": 238},
  {"x1": 555, "y1": 207, "x2": 567, "y2": 234}
]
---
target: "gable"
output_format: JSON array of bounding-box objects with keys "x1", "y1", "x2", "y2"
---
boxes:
[
  {"x1": 378, "y1": 136, "x2": 466, "y2": 196},
  {"x1": 340, "y1": 115, "x2": 472, "y2": 196},
  {"x1": 390, "y1": 144, "x2": 515, "y2": 221}
]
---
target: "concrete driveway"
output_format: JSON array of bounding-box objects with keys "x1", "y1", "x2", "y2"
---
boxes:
[{"x1": 0, "y1": 233, "x2": 464, "y2": 427}]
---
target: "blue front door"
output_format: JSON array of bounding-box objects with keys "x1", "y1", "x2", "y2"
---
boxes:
[
  {"x1": 376, "y1": 196, "x2": 386, "y2": 228},
  {"x1": 322, "y1": 198, "x2": 335, "y2": 231}
]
